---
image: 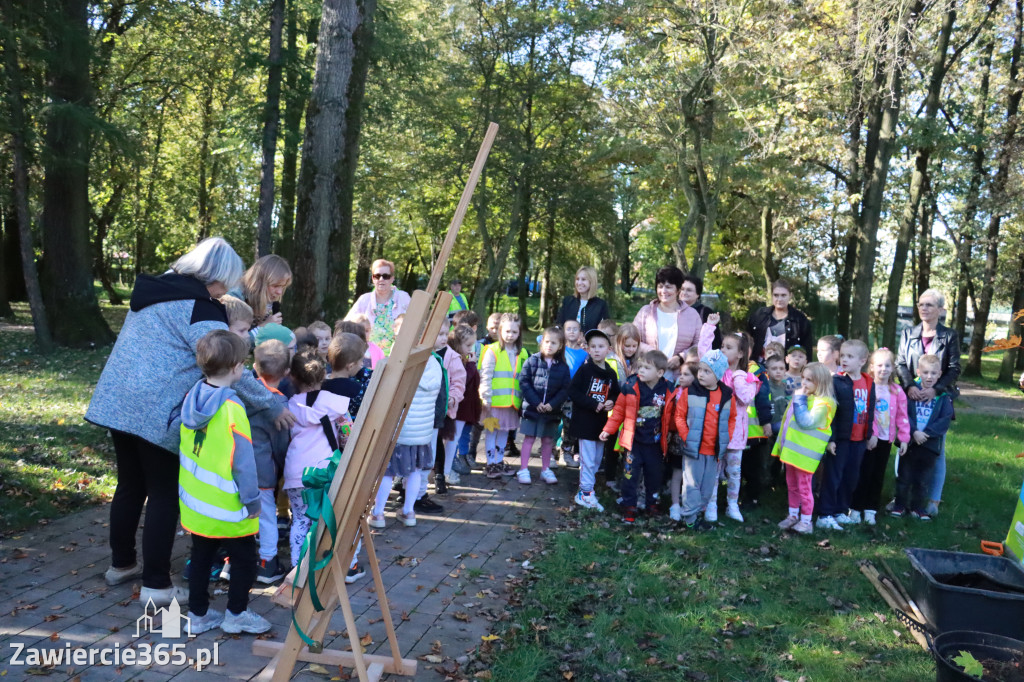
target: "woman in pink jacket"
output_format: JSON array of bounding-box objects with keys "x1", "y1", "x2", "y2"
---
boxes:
[
  {"x1": 850, "y1": 348, "x2": 911, "y2": 525},
  {"x1": 632, "y1": 266, "x2": 702, "y2": 379}
]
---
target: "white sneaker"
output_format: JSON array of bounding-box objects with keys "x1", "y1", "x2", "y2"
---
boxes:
[
  {"x1": 726, "y1": 503, "x2": 744, "y2": 523},
  {"x1": 847, "y1": 510, "x2": 862, "y2": 524},
  {"x1": 140, "y1": 585, "x2": 189, "y2": 608},
  {"x1": 221, "y1": 609, "x2": 271, "y2": 634},
  {"x1": 704, "y1": 504, "x2": 718, "y2": 523},
  {"x1": 864, "y1": 510, "x2": 877, "y2": 526},
  {"x1": 105, "y1": 563, "x2": 143, "y2": 586},
  {"x1": 447, "y1": 470, "x2": 461, "y2": 485},
  {"x1": 540, "y1": 468, "x2": 557, "y2": 485},
  {"x1": 574, "y1": 491, "x2": 604, "y2": 512},
  {"x1": 187, "y1": 609, "x2": 223, "y2": 634},
  {"x1": 835, "y1": 512, "x2": 853, "y2": 525},
  {"x1": 668, "y1": 504, "x2": 682, "y2": 522},
  {"x1": 548, "y1": 457, "x2": 559, "y2": 470},
  {"x1": 517, "y1": 469, "x2": 532, "y2": 484},
  {"x1": 815, "y1": 515, "x2": 844, "y2": 531},
  {"x1": 367, "y1": 514, "x2": 386, "y2": 529}
]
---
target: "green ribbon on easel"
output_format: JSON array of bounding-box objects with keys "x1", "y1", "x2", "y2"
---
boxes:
[{"x1": 290, "y1": 444, "x2": 343, "y2": 650}]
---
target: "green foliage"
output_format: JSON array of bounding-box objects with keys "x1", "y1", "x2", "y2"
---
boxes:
[{"x1": 953, "y1": 650, "x2": 985, "y2": 678}]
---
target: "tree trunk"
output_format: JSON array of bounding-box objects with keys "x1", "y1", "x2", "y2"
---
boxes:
[
  {"x1": 850, "y1": 0, "x2": 923, "y2": 341},
  {"x1": 278, "y1": 0, "x2": 304, "y2": 262},
  {"x1": 515, "y1": 171, "x2": 532, "y2": 325},
  {"x1": 538, "y1": 195, "x2": 557, "y2": 327},
  {"x1": 38, "y1": 0, "x2": 112, "y2": 347},
  {"x1": 289, "y1": 0, "x2": 361, "y2": 323},
  {"x1": 915, "y1": 189, "x2": 934, "y2": 304},
  {"x1": 998, "y1": 253, "x2": 1024, "y2": 382},
  {"x1": 760, "y1": 204, "x2": 778, "y2": 293},
  {"x1": 967, "y1": 0, "x2": 1022, "y2": 376},
  {"x1": 325, "y1": 0, "x2": 375, "y2": 319},
  {"x1": 955, "y1": 38, "x2": 994, "y2": 340},
  {"x1": 92, "y1": 172, "x2": 125, "y2": 305},
  {"x1": 836, "y1": 6, "x2": 865, "y2": 338},
  {"x1": 256, "y1": 0, "x2": 286, "y2": 258},
  {"x1": 196, "y1": 77, "x2": 215, "y2": 241}
]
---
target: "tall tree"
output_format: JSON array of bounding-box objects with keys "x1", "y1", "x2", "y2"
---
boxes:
[
  {"x1": 290, "y1": 0, "x2": 364, "y2": 322},
  {"x1": 256, "y1": 0, "x2": 286, "y2": 258},
  {"x1": 39, "y1": 0, "x2": 113, "y2": 346},
  {"x1": 966, "y1": 0, "x2": 1023, "y2": 375}
]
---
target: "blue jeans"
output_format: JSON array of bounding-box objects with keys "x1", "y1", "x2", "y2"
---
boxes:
[{"x1": 928, "y1": 435, "x2": 946, "y2": 502}]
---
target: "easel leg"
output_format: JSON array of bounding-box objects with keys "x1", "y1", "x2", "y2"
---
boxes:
[
  {"x1": 332, "y1": 557, "x2": 371, "y2": 681},
  {"x1": 360, "y1": 518, "x2": 404, "y2": 666}
]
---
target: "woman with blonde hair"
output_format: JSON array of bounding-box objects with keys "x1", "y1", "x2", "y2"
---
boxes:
[
  {"x1": 241, "y1": 254, "x2": 293, "y2": 328},
  {"x1": 556, "y1": 265, "x2": 610, "y2": 334},
  {"x1": 346, "y1": 258, "x2": 411, "y2": 354}
]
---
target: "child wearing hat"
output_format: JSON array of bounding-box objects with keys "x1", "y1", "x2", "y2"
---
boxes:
[
  {"x1": 672, "y1": 350, "x2": 737, "y2": 530},
  {"x1": 568, "y1": 329, "x2": 620, "y2": 511}
]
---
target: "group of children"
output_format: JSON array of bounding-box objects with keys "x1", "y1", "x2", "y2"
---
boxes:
[{"x1": 177, "y1": 262, "x2": 955, "y2": 634}]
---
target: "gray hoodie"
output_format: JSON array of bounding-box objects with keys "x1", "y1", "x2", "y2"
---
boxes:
[{"x1": 181, "y1": 380, "x2": 261, "y2": 517}]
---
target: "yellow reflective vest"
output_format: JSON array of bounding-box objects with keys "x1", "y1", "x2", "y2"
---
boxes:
[
  {"x1": 771, "y1": 395, "x2": 836, "y2": 474},
  {"x1": 488, "y1": 346, "x2": 528, "y2": 409},
  {"x1": 747, "y1": 361, "x2": 766, "y2": 439},
  {"x1": 179, "y1": 399, "x2": 258, "y2": 539}
]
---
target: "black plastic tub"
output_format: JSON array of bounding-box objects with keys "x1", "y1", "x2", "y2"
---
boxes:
[
  {"x1": 931, "y1": 630, "x2": 1024, "y2": 682},
  {"x1": 906, "y1": 548, "x2": 1024, "y2": 640}
]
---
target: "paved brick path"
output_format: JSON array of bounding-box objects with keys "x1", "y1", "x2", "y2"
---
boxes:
[{"x1": 0, "y1": 456, "x2": 573, "y2": 680}]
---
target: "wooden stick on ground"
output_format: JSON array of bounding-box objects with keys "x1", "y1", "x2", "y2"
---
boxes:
[
  {"x1": 858, "y1": 562, "x2": 929, "y2": 650},
  {"x1": 879, "y1": 558, "x2": 927, "y2": 624}
]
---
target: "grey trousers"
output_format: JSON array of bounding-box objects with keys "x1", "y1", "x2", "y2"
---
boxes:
[{"x1": 681, "y1": 455, "x2": 718, "y2": 523}]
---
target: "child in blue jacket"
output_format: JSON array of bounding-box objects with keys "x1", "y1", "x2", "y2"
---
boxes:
[{"x1": 518, "y1": 327, "x2": 572, "y2": 484}]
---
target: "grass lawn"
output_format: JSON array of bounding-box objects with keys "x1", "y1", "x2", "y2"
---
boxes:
[
  {"x1": 964, "y1": 353, "x2": 1024, "y2": 398},
  {"x1": 484, "y1": 412, "x2": 1024, "y2": 681}
]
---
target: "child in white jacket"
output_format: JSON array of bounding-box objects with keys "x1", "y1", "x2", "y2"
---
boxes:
[{"x1": 369, "y1": 351, "x2": 444, "y2": 528}]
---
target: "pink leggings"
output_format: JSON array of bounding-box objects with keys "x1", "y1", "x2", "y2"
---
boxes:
[
  {"x1": 520, "y1": 436, "x2": 554, "y2": 470},
  {"x1": 786, "y1": 465, "x2": 814, "y2": 516}
]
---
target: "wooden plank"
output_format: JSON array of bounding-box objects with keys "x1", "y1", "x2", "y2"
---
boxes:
[
  {"x1": 425, "y1": 121, "x2": 499, "y2": 295},
  {"x1": 252, "y1": 641, "x2": 418, "y2": 676}
]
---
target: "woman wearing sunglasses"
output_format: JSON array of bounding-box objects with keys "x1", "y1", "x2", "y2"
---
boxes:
[{"x1": 346, "y1": 259, "x2": 411, "y2": 354}]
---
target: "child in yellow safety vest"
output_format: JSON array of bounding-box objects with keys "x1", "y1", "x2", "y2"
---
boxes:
[
  {"x1": 178, "y1": 330, "x2": 272, "y2": 635},
  {"x1": 773, "y1": 362, "x2": 837, "y2": 535},
  {"x1": 479, "y1": 313, "x2": 528, "y2": 478}
]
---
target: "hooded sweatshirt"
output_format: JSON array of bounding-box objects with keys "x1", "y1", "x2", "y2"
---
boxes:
[
  {"x1": 284, "y1": 391, "x2": 350, "y2": 489},
  {"x1": 180, "y1": 381, "x2": 261, "y2": 517},
  {"x1": 86, "y1": 272, "x2": 283, "y2": 452}
]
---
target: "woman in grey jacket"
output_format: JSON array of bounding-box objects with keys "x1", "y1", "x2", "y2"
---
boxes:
[{"x1": 86, "y1": 238, "x2": 292, "y2": 607}]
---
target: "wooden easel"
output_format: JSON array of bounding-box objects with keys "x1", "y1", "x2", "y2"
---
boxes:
[{"x1": 253, "y1": 122, "x2": 498, "y2": 682}]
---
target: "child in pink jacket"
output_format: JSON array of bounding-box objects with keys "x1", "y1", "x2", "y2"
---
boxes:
[
  {"x1": 700, "y1": 319, "x2": 758, "y2": 523},
  {"x1": 850, "y1": 348, "x2": 911, "y2": 525}
]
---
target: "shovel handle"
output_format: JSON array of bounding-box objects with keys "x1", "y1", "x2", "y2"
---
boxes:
[{"x1": 981, "y1": 540, "x2": 1004, "y2": 556}]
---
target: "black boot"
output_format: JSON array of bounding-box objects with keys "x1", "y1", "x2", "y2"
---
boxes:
[{"x1": 435, "y1": 474, "x2": 448, "y2": 495}]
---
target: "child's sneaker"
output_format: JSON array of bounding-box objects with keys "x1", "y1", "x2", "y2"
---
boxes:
[
  {"x1": 367, "y1": 514, "x2": 386, "y2": 529},
  {"x1": 345, "y1": 564, "x2": 366, "y2": 584},
  {"x1": 605, "y1": 479, "x2": 619, "y2": 492},
  {"x1": 847, "y1": 510, "x2": 862, "y2": 525},
  {"x1": 911, "y1": 510, "x2": 932, "y2": 521},
  {"x1": 139, "y1": 585, "x2": 189, "y2": 608},
  {"x1": 256, "y1": 557, "x2": 285, "y2": 584},
  {"x1": 574, "y1": 490, "x2": 604, "y2": 512},
  {"x1": 834, "y1": 512, "x2": 853, "y2": 525},
  {"x1": 485, "y1": 464, "x2": 502, "y2": 479},
  {"x1": 187, "y1": 608, "x2": 223, "y2": 634},
  {"x1": 500, "y1": 461, "x2": 517, "y2": 476},
  {"x1": 889, "y1": 506, "x2": 906, "y2": 518},
  {"x1": 396, "y1": 511, "x2": 417, "y2": 527},
  {"x1": 815, "y1": 515, "x2": 844, "y2": 531},
  {"x1": 864, "y1": 510, "x2": 877, "y2": 526},
  {"x1": 694, "y1": 518, "x2": 716, "y2": 532},
  {"x1": 623, "y1": 507, "x2": 637, "y2": 525},
  {"x1": 564, "y1": 451, "x2": 580, "y2": 468},
  {"x1": 548, "y1": 457, "x2": 559, "y2": 470},
  {"x1": 104, "y1": 563, "x2": 142, "y2": 586},
  {"x1": 704, "y1": 504, "x2": 718, "y2": 523},
  {"x1": 540, "y1": 468, "x2": 557, "y2": 485},
  {"x1": 517, "y1": 469, "x2": 532, "y2": 485},
  {"x1": 925, "y1": 500, "x2": 940, "y2": 517},
  {"x1": 792, "y1": 520, "x2": 813, "y2": 534},
  {"x1": 447, "y1": 470, "x2": 461, "y2": 485},
  {"x1": 726, "y1": 502, "x2": 744, "y2": 522},
  {"x1": 669, "y1": 504, "x2": 682, "y2": 522},
  {"x1": 777, "y1": 516, "x2": 799, "y2": 530},
  {"x1": 221, "y1": 609, "x2": 272, "y2": 634}
]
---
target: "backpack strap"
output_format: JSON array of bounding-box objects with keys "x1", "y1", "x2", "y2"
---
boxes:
[{"x1": 306, "y1": 390, "x2": 341, "y2": 453}]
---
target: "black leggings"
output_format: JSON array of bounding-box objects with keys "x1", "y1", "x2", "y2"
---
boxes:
[
  {"x1": 109, "y1": 430, "x2": 179, "y2": 589},
  {"x1": 741, "y1": 438, "x2": 770, "y2": 504},
  {"x1": 188, "y1": 534, "x2": 257, "y2": 616}
]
